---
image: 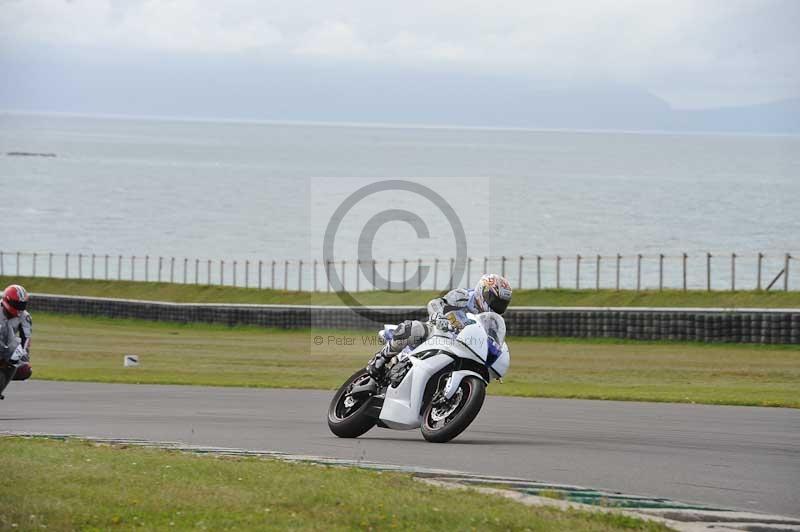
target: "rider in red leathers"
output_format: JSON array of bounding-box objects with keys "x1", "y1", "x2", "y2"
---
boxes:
[{"x1": 1, "y1": 284, "x2": 33, "y2": 382}]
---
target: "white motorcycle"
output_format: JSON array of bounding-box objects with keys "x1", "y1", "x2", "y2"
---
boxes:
[{"x1": 328, "y1": 311, "x2": 510, "y2": 443}]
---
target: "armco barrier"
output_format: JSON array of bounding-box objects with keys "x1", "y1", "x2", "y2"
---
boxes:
[{"x1": 32, "y1": 293, "x2": 799, "y2": 344}]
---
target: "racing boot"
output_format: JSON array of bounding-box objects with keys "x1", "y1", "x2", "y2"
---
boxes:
[{"x1": 366, "y1": 343, "x2": 396, "y2": 381}]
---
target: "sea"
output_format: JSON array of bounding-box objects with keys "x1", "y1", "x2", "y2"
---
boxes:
[{"x1": 1, "y1": 112, "x2": 798, "y2": 291}]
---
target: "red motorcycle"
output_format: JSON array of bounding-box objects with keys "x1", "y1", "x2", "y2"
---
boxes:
[{"x1": 0, "y1": 352, "x2": 31, "y2": 400}]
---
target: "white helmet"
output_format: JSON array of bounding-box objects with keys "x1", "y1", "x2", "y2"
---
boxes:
[{"x1": 474, "y1": 274, "x2": 512, "y2": 315}]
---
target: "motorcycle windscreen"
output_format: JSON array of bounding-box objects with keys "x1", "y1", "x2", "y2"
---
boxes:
[{"x1": 473, "y1": 312, "x2": 506, "y2": 345}]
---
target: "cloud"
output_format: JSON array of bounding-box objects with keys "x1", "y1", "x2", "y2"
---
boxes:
[
  {"x1": 294, "y1": 21, "x2": 369, "y2": 58},
  {"x1": 0, "y1": 0, "x2": 798, "y2": 107},
  {"x1": 0, "y1": 0, "x2": 283, "y2": 53}
]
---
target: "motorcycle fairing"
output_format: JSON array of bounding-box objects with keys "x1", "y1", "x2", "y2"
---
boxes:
[{"x1": 379, "y1": 352, "x2": 452, "y2": 429}]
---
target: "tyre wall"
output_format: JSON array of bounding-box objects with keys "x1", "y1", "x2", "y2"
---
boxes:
[{"x1": 32, "y1": 293, "x2": 799, "y2": 344}]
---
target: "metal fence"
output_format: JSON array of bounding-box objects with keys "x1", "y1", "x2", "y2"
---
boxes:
[{"x1": 0, "y1": 251, "x2": 796, "y2": 292}]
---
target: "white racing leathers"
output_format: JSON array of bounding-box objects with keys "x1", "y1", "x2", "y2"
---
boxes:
[
  {"x1": 0, "y1": 311, "x2": 32, "y2": 361},
  {"x1": 382, "y1": 288, "x2": 485, "y2": 357}
]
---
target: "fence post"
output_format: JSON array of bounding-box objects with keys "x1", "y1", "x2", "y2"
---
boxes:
[
  {"x1": 220, "y1": 260, "x2": 225, "y2": 286},
  {"x1": 105, "y1": 254, "x2": 109, "y2": 280},
  {"x1": 78, "y1": 253, "x2": 83, "y2": 279},
  {"x1": 483, "y1": 256, "x2": 488, "y2": 275},
  {"x1": 731, "y1": 253, "x2": 736, "y2": 292},
  {"x1": 682, "y1": 253, "x2": 688, "y2": 291},
  {"x1": 537, "y1": 255, "x2": 542, "y2": 289},
  {"x1": 207, "y1": 260, "x2": 212, "y2": 285},
  {"x1": 706, "y1": 253, "x2": 712, "y2": 291},
  {"x1": 312, "y1": 260, "x2": 316, "y2": 292},
  {"x1": 130, "y1": 255, "x2": 134, "y2": 281},
  {"x1": 501, "y1": 256, "x2": 507, "y2": 278},
  {"x1": 170, "y1": 257, "x2": 175, "y2": 283},
  {"x1": 387, "y1": 259, "x2": 392, "y2": 291},
  {"x1": 272, "y1": 260, "x2": 277, "y2": 290},
  {"x1": 16, "y1": 251, "x2": 20, "y2": 275},
  {"x1": 183, "y1": 258, "x2": 188, "y2": 284},
  {"x1": 32, "y1": 253, "x2": 37, "y2": 277},
  {"x1": 595, "y1": 255, "x2": 600, "y2": 291},
  {"x1": 158, "y1": 256, "x2": 163, "y2": 283},
  {"x1": 757, "y1": 252, "x2": 763, "y2": 290},
  {"x1": 402, "y1": 259, "x2": 407, "y2": 291},
  {"x1": 785, "y1": 253, "x2": 791, "y2": 291},
  {"x1": 0, "y1": 251, "x2": 4, "y2": 275},
  {"x1": 418, "y1": 258, "x2": 423, "y2": 290},
  {"x1": 354, "y1": 260, "x2": 360, "y2": 292},
  {"x1": 449, "y1": 257, "x2": 455, "y2": 290},
  {"x1": 144, "y1": 255, "x2": 149, "y2": 281},
  {"x1": 232, "y1": 260, "x2": 237, "y2": 287},
  {"x1": 636, "y1": 254, "x2": 642, "y2": 291},
  {"x1": 575, "y1": 254, "x2": 581, "y2": 289},
  {"x1": 324, "y1": 261, "x2": 330, "y2": 292},
  {"x1": 284, "y1": 260, "x2": 289, "y2": 291},
  {"x1": 66, "y1": 253, "x2": 70, "y2": 278},
  {"x1": 615, "y1": 254, "x2": 621, "y2": 290},
  {"x1": 259, "y1": 260, "x2": 263, "y2": 289},
  {"x1": 50, "y1": 253, "x2": 54, "y2": 277},
  {"x1": 466, "y1": 257, "x2": 472, "y2": 287},
  {"x1": 90, "y1": 253, "x2": 95, "y2": 279},
  {"x1": 298, "y1": 260, "x2": 302, "y2": 291},
  {"x1": 556, "y1": 256, "x2": 561, "y2": 289},
  {"x1": 433, "y1": 258, "x2": 438, "y2": 291},
  {"x1": 658, "y1": 254, "x2": 664, "y2": 291},
  {"x1": 117, "y1": 255, "x2": 122, "y2": 281},
  {"x1": 245, "y1": 260, "x2": 249, "y2": 288},
  {"x1": 518, "y1": 256, "x2": 524, "y2": 289}
]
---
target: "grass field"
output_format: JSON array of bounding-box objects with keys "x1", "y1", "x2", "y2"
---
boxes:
[
  {"x1": 31, "y1": 313, "x2": 800, "y2": 407},
  {"x1": 0, "y1": 437, "x2": 669, "y2": 531},
  {"x1": 5, "y1": 275, "x2": 800, "y2": 308}
]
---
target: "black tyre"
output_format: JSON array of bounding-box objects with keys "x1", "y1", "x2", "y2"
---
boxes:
[
  {"x1": 327, "y1": 370, "x2": 378, "y2": 438},
  {"x1": 0, "y1": 371, "x2": 8, "y2": 399},
  {"x1": 421, "y1": 375, "x2": 486, "y2": 443}
]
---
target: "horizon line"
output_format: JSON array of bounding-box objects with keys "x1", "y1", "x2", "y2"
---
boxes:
[{"x1": 2, "y1": 108, "x2": 798, "y2": 139}]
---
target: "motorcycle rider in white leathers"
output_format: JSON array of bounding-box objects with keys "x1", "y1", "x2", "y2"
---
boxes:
[{"x1": 366, "y1": 273, "x2": 512, "y2": 379}]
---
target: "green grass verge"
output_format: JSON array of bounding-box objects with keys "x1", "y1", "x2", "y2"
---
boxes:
[
  {"x1": 5, "y1": 275, "x2": 799, "y2": 308},
  {"x1": 31, "y1": 313, "x2": 800, "y2": 407},
  {"x1": 0, "y1": 437, "x2": 669, "y2": 532}
]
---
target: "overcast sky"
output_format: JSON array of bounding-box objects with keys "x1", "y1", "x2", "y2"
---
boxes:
[{"x1": 1, "y1": 0, "x2": 798, "y2": 118}]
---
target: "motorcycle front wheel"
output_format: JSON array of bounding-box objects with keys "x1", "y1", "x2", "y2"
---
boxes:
[
  {"x1": 421, "y1": 375, "x2": 486, "y2": 443},
  {"x1": 327, "y1": 369, "x2": 378, "y2": 438}
]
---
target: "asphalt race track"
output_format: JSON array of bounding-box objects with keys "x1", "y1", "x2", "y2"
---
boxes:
[{"x1": 4, "y1": 381, "x2": 798, "y2": 517}]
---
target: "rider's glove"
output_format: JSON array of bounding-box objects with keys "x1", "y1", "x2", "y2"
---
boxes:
[
  {"x1": 10, "y1": 344, "x2": 27, "y2": 362},
  {"x1": 432, "y1": 314, "x2": 454, "y2": 333}
]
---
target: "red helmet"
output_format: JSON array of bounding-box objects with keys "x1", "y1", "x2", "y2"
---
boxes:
[{"x1": 2, "y1": 285, "x2": 29, "y2": 318}]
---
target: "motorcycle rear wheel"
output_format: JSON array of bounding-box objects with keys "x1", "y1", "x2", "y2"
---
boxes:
[
  {"x1": 421, "y1": 376, "x2": 486, "y2": 443},
  {"x1": 327, "y1": 370, "x2": 378, "y2": 438}
]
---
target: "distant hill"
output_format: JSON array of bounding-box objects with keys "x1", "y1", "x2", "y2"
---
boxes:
[
  {"x1": 676, "y1": 98, "x2": 800, "y2": 134},
  {"x1": 2, "y1": 51, "x2": 798, "y2": 134}
]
